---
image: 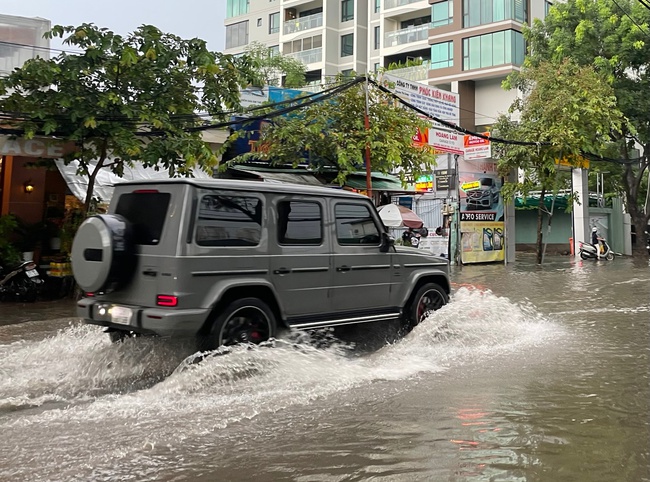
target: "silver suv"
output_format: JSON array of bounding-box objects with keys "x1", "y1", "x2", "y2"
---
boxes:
[{"x1": 72, "y1": 179, "x2": 450, "y2": 348}]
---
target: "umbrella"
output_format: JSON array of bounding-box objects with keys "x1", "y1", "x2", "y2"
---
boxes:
[{"x1": 377, "y1": 204, "x2": 424, "y2": 229}]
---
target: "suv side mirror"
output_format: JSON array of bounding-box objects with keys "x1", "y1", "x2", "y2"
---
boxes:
[{"x1": 380, "y1": 232, "x2": 395, "y2": 253}]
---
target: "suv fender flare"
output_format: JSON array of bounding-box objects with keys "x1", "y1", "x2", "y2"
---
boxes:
[
  {"x1": 201, "y1": 279, "x2": 288, "y2": 330},
  {"x1": 399, "y1": 270, "x2": 451, "y2": 310}
]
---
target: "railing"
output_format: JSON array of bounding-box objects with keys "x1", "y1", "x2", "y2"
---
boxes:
[
  {"x1": 384, "y1": 24, "x2": 431, "y2": 47},
  {"x1": 287, "y1": 47, "x2": 323, "y2": 65},
  {"x1": 384, "y1": 63, "x2": 430, "y2": 81},
  {"x1": 385, "y1": 0, "x2": 425, "y2": 9},
  {"x1": 283, "y1": 12, "x2": 323, "y2": 34}
]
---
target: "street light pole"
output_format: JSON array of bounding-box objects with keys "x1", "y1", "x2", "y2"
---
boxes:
[{"x1": 364, "y1": 75, "x2": 373, "y2": 200}]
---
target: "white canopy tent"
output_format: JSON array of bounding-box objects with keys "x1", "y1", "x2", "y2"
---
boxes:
[{"x1": 55, "y1": 159, "x2": 213, "y2": 204}]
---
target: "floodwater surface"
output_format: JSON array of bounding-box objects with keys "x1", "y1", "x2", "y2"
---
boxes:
[{"x1": 0, "y1": 255, "x2": 648, "y2": 481}]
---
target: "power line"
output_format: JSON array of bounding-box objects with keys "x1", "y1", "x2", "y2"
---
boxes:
[{"x1": 610, "y1": 0, "x2": 650, "y2": 38}]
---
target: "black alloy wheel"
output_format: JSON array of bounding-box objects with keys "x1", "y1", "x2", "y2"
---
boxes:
[
  {"x1": 213, "y1": 298, "x2": 276, "y2": 347},
  {"x1": 407, "y1": 282, "x2": 448, "y2": 330}
]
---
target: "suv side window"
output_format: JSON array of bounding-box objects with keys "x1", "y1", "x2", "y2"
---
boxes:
[
  {"x1": 278, "y1": 201, "x2": 322, "y2": 245},
  {"x1": 195, "y1": 194, "x2": 262, "y2": 246},
  {"x1": 335, "y1": 203, "x2": 381, "y2": 245}
]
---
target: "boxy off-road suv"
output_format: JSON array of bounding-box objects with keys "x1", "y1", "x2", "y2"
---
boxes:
[{"x1": 72, "y1": 179, "x2": 450, "y2": 348}]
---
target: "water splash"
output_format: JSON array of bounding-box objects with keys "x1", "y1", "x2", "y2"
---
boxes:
[{"x1": 0, "y1": 288, "x2": 562, "y2": 429}]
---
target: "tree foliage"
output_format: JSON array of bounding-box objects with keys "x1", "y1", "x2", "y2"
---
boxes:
[
  {"x1": 0, "y1": 24, "x2": 254, "y2": 213},
  {"x1": 525, "y1": 0, "x2": 650, "y2": 253},
  {"x1": 228, "y1": 76, "x2": 437, "y2": 186},
  {"x1": 493, "y1": 59, "x2": 623, "y2": 262},
  {"x1": 244, "y1": 41, "x2": 306, "y2": 88}
]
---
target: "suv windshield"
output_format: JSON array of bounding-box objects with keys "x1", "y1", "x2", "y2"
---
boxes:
[{"x1": 115, "y1": 192, "x2": 170, "y2": 245}]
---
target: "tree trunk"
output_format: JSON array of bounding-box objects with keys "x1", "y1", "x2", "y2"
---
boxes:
[
  {"x1": 83, "y1": 140, "x2": 108, "y2": 215},
  {"x1": 536, "y1": 186, "x2": 546, "y2": 264}
]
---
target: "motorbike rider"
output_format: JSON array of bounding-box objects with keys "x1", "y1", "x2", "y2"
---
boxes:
[{"x1": 591, "y1": 226, "x2": 604, "y2": 259}]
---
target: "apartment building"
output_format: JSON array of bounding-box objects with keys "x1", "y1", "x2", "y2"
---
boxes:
[
  {"x1": 224, "y1": 0, "x2": 548, "y2": 129},
  {"x1": 0, "y1": 14, "x2": 50, "y2": 78}
]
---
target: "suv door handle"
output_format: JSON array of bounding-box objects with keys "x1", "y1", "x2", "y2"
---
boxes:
[
  {"x1": 273, "y1": 268, "x2": 291, "y2": 275},
  {"x1": 336, "y1": 265, "x2": 351, "y2": 272}
]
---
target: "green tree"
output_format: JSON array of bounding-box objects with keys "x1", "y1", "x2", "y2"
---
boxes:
[
  {"x1": 494, "y1": 59, "x2": 623, "y2": 263},
  {"x1": 0, "y1": 24, "x2": 254, "y2": 213},
  {"x1": 245, "y1": 41, "x2": 306, "y2": 88},
  {"x1": 525, "y1": 0, "x2": 650, "y2": 254},
  {"x1": 229, "y1": 76, "x2": 437, "y2": 187}
]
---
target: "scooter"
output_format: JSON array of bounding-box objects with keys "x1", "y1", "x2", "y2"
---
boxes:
[
  {"x1": 578, "y1": 239, "x2": 615, "y2": 261},
  {"x1": 0, "y1": 260, "x2": 44, "y2": 302}
]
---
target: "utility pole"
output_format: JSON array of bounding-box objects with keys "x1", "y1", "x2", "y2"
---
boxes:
[{"x1": 364, "y1": 75, "x2": 373, "y2": 200}]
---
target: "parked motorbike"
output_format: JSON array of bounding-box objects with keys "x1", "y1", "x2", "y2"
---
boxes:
[
  {"x1": 0, "y1": 260, "x2": 44, "y2": 302},
  {"x1": 578, "y1": 239, "x2": 615, "y2": 261}
]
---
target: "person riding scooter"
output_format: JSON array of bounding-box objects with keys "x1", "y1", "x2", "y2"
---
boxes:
[{"x1": 591, "y1": 226, "x2": 604, "y2": 259}]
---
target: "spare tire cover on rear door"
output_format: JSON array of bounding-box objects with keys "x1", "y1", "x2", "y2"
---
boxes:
[{"x1": 71, "y1": 214, "x2": 135, "y2": 292}]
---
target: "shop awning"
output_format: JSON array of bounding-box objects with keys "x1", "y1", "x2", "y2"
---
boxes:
[
  {"x1": 343, "y1": 172, "x2": 410, "y2": 192},
  {"x1": 228, "y1": 165, "x2": 325, "y2": 186}
]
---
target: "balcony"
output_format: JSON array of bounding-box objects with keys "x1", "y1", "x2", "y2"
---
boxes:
[
  {"x1": 287, "y1": 47, "x2": 323, "y2": 65},
  {"x1": 384, "y1": 63, "x2": 430, "y2": 81},
  {"x1": 283, "y1": 12, "x2": 323, "y2": 35},
  {"x1": 385, "y1": 0, "x2": 425, "y2": 8},
  {"x1": 384, "y1": 24, "x2": 431, "y2": 48}
]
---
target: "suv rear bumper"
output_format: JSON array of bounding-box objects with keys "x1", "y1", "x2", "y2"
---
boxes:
[{"x1": 77, "y1": 298, "x2": 209, "y2": 336}]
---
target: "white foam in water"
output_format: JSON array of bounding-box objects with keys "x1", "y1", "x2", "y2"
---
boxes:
[{"x1": 0, "y1": 287, "x2": 563, "y2": 432}]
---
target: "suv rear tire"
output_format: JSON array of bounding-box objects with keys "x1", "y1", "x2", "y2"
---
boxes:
[
  {"x1": 207, "y1": 298, "x2": 277, "y2": 349},
  {"x1": 404, "y1": 282, "x2": 448, "y2": 332}
]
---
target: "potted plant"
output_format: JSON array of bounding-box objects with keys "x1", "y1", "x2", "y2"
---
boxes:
[
  {"x1": 0, "y1": 214, "x2": 21, "y2": 265},
  {"x1": 15, "y1": 219, "x2": 46, "y2": 262}
]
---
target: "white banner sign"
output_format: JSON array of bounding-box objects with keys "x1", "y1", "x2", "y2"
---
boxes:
[
  {"x1": 463, "y1": 134, "x2": 492, "y2": 160},
  {"x1": 428, "y1": 128, "x2": 464, "y2": 155},
  {"x1": 381, "y1": 73, "x2": 459, "y2": 126}
]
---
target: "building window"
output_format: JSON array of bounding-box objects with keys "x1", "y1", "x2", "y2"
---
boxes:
[
  {"x1": 374, "y1": 26, "x2": 381, "y2": 50},
  {"x1": 545, "y1": 0, "x2": 552, "y2": 16},
  {"x1": 374, "y1": 62, "x2": 381, "y2": 71},
  {"x1": 341, "y1": 69, "x2": 354, "y2": 77},
  {"x1": 432, "y1": 0, "x2": 453, "y2": 27},
  {"x1": 375, "y1": 0, "x2": 381, "y2": 13},
  {"x1": 463, "y1": 0, "x2": 527, "y2": 27},
  {"x1": 430, "y1": 41, "x2": 453, "y2": 69},
  {"x1": 269, "y1": 45, "x2": 280, "y2": 56},
  {"x1": 257, "y1": 18, "x2": 262, "y2": 27},
  {"x1": 225, "y1": 21, "x2": 249, "y2": 49},
  {"x1": 342, "y1": 0, "x2": 354, "y2": 22},
  {"x1": 283, "y1": 35, "x2": 322, "y2": 54},
  {"x1": 226, "y1": 0, "x2": 250, "y2": 18},
  {"x1": 269, "y1": 12, "x2": 280, "y2": 33},
  {"x1": 462, "y1": 30, "x2": 525, "y2": 70},
  {"x1": 341, "y1": 33, "x2": 354, "y2": 57}
]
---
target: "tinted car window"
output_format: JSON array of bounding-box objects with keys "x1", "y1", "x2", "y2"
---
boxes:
[
  {"x1": 195, "y1": 195, "x2": 262, "y2": 246},
  {"x1": 278, "y1": 201, "x2": 322, "y2": 245},
  {"x1": 115, "y1": 192, "x2": 170, "y2": 245},
  {"x1": 335, "y1": 203, "x2": 380, "y2": 245}
]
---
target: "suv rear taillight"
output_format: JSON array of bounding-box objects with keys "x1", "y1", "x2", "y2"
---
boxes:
[{"x1": 156, "y1": 295, "x2": 178, "y2": 307}]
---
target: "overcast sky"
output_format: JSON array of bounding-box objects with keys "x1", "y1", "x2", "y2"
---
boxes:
[{"x1": 2, "y1": 0, "x2": 226, "y2": 52}]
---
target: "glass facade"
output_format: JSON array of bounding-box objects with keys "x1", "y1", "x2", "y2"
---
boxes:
[
  {"x1": 225, "y1": 21, "x2": 249, "y2": 49},
  {"x1": 432, "y1": 0, "x2": 453, "y2": 28},
  {"x1": 226, "y1": 0, "x2": 250, "y2": 18},
  {"x1": 463, "y1": 0, "x2": 527, "y2": 27},
  {"x1": 431, "y1": 41, "x2": 453, "y2": 69},
  {"x1": 374, "y1": 26, "x2": 380, "y2": 49},
  {"x1": 462, "y1": 30, "x2": 525, "y2": 70}
]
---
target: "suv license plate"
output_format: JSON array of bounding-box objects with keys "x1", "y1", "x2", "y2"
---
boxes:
[
  {"x1": 26, "y1": 269, "x2": 39, "y2": 278},
  {"x1": 111, "y1": 306, "x2": 132, "y2": 325}
]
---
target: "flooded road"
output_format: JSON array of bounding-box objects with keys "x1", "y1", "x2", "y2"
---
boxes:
[{"x1": 0, "y1": 256, "x2": 648, "y2": 481}]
